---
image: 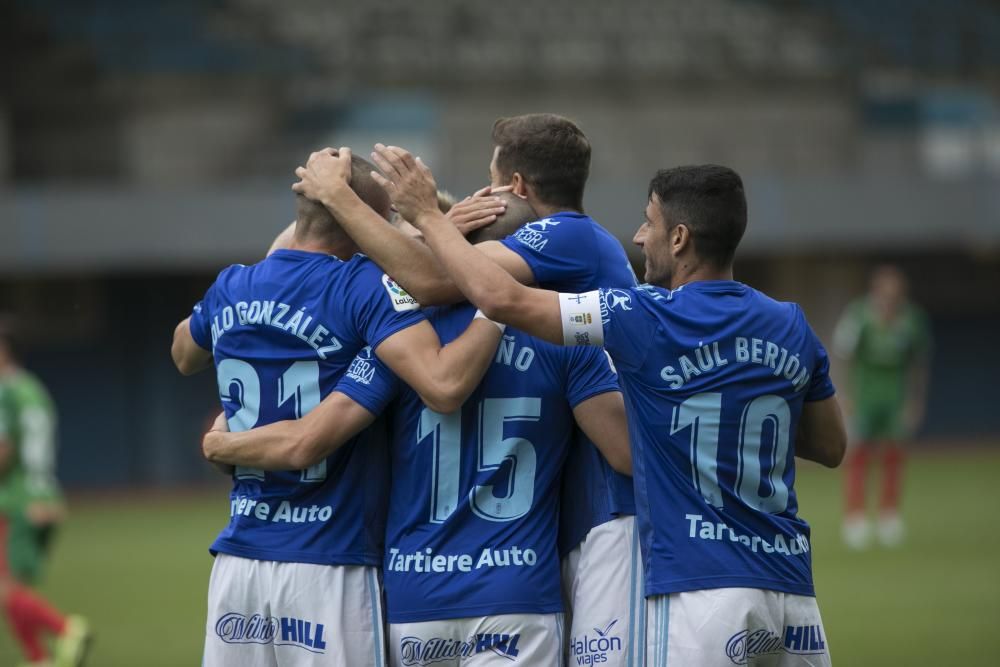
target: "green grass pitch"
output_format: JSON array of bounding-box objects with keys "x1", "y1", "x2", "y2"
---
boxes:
[{"x1": 1, "y1": 449, "x2": 998, "y2": 666}]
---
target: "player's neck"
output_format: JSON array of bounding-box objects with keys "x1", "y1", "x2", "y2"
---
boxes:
[
  {"x1": 287, "y1": 237, "x2": 358, "y2": 260},
  {"x1": 669, "y1": 263, "x2": 733, "y2": 290},
  {"x1": 532, "y1": 201, "x2": 582, "y2": 218}
]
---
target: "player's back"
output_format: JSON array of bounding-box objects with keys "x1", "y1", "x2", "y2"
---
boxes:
[
  {"x1": 601, "y1": 281, "x2": 835, "y2": 597},
  {"x1": 362, "y1": 304, "x2": 619, "y2": 623},
  {"x1": 190, "y1": 248, "x2": 423, "y2": 566},
  {"x1": 500, "y1": 211, "x2": 639, "y2": 549}
]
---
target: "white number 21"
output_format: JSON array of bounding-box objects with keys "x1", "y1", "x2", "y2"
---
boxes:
[{"x1": 217, "y1": 359, "x2": 326, "y2": 483}]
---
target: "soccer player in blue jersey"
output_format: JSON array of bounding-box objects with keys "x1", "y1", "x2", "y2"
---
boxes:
[
  {"x1": 293, "y1": 116, "x2": 644, "y2": 665},
  {"x1": 369, "y1": 148, "x2": 848, "y2": 666},
  {"x1": 170, "y1": 153, "x2": 508, "y2": 667}
]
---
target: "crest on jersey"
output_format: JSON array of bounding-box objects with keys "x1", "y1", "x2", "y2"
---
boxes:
[
  {"x1": 606, "y1": 289, "x2": 632, "y2": 312},
  {"x1": 382, "y1": 274, "x2": 420, "y2": 311},
  {"x1": 523, "y1": 218, "x2": 561, "y2": 232},
  {"x1": 512, "y1": 218, "x2": 561, "y2": 252},
  {"x1": 600, "y1": 288, "x2": 632, "y2": 324}
]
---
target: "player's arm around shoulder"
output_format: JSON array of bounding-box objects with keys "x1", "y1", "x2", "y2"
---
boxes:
[
  {"x1": 203, "y1": 392, "x2": 377, "y2": 471},
  {"x1": 796, "y1": 396, "x2": 847, "y2": 468},
  {"x1": 374, "y1": 315, "x2": 504, "y2": 414},
  {"x1": 171, "y1": 316, "x2": 211, "y2": 376}
]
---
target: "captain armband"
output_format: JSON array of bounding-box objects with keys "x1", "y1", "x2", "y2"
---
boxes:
[{"x1": 558, "y1": 291, "x2": 604, "y2": 347}]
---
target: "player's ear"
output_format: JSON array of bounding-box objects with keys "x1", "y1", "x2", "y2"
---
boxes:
[
  {"x1": 671, "y1": 223, "x2": 691, "y2": 256},
  {"x1": 509, "y1": 173, "x2": 530, "y2": 199}
]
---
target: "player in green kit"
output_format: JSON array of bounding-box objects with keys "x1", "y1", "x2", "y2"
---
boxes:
[
  {"x1": 833, "y1": 266, "x2": 932, "y2": 549},
  {"x1": 0, "y1": 322, "x2": 89, "y2": 667}
]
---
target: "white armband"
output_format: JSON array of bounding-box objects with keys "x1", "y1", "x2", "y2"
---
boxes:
[
  {"x1": 559, "y1": 291, "x2": 604, "y2": 346},
  {"x1": 473, "y1": 309, "x2": 506, "y2": 333}
]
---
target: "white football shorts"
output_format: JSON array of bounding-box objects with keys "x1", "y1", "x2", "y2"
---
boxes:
[
  {"x1": 388, "y1": 612, "x2": 563, "y2": 667},
  {"x1": 561, "y1": 515, "x2": 645, "y2": 667},
  {"x1": 203, "y1": 553, "x2": 386, "y2": 667},
  {"x1": 644, "y1": 587, "x2": 831, "y2": 667}
]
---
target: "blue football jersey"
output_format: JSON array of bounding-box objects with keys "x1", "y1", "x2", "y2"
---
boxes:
[
  {"x1": 500, "y1": 211, "x2": 639, "y2": 552},
  {"x1": 591, "y1": 281, "x2": 835, "y2": 597},
  {"x1": 188, "y1": 249, "x2": 425, "y2": 566},
  {"x1": 338, "y1": 304, "x2": 620, "y2": 622}
]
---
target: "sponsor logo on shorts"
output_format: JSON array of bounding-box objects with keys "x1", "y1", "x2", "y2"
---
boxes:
[
  {"x1": 570, "y1": 619, "x2": 623, "y2": 665},
  {"x1": 346, "y1": 346, "x2": 376, "y2": 385},
  {"x1": 216, "y1": 613, "x2": 277, "y2": 645},
  {"x1": 399, "y1": 633, "x2": 521, "y2": 665},
  {"x1": 512, "y1": 218, "x2": 560, "y2": 251},
  {"x1": 383, "y1": 274, "x2": 420, "y2": 311},
  {"x1": 725, "y1": 625, "x2": 826, "y2": 665},
  {"x1": 216, "y1": 612, "x2": 327, "y2": 654}
]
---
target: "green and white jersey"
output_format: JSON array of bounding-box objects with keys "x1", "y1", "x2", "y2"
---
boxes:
[
  {"x1": 833, "y1": 298, "x2": 932, "y2": 408},
  {"x1": 0, "y1": 371, "x2": 62, "y2": 511}
]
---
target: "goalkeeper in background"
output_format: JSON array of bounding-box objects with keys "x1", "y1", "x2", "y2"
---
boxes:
[
  {"x1": 0, "y1": 321, "x2": 88, "y2": 667},
  {"x1": 834, "y1": 266, "x2": 932, "y2": 550}
]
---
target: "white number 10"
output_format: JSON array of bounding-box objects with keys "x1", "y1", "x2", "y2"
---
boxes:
[{"x1": 671, "y1": 392, "x2": 791, "y2": 514}]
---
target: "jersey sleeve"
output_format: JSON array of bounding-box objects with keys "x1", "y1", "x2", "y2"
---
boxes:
[
  {"x1": 334, "y1": 349, "x2": 400, "y2": 416},
  {"x1": 347, "y1": 261, "x2": 427, "y2": 349},
  {"x1": 805, "y1": 326, "x2": 836, "y2": 402},
  {"x1": 599, "y1": 287, "x2": 657, "y2": 373},
  {"x1": 564, "y1": 347, "x2": 621, "y2": 408},
  {"x1": 499, "y1": 218, "x2": 595, "y2": 285},
  {"x1": 188, "y1": 281, "x2": 216, "y2": 351}
]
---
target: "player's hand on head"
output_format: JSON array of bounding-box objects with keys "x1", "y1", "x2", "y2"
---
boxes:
[
  {"x1": 446, "y1": 192, "x2": 508, "y2": 237},
  {"x1": 291, "y1": 147, "x2": 353, "y2": 202},
  {"x1": 370, "y1": 144, "x2": 439, "y2": 227}
]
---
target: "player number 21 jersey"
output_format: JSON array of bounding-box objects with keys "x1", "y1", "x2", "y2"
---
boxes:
[{"x1": 188, "y1": 249, "x2": 425, "y2": 566}]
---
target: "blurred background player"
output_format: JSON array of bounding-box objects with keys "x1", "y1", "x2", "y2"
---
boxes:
[
  {"x1": 0, "y1": 322, "x2": 89, "y2": 667},
  {"x1": 834, "y1": 265, "x2": 932, "y2": 549}
]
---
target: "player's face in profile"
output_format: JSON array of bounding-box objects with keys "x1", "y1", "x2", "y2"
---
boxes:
[
  {"x1": 489, "y1": 146, "x2": 508, "y2": 188},
  {"x1": 634, "y1": 195, "x2": 673, "y2": 285}
]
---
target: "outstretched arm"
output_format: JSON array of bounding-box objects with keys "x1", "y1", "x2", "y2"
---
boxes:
[
  {"x1": 375, "y1": 316, "x2": 503, "y2": 414},
  {"x1": 292, "y1": 148, "x2": 533, "y2": 305},
  {"x1": 171, "y1": 317, "x2": 212, "y2": 375},
  {"x1": 572, "y1": 391, "x2": 632, "y2": 475},
  {"x1": 366, "y1": 145, "x2": 566, "y2": 344},
  {"x1": 203, "y1": 392, "x2": 377, "y2": 470}
]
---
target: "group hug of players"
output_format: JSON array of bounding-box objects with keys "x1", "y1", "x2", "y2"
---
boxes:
[{"x1": 172, "y1": 113, "x2": 848, "y2": 667}]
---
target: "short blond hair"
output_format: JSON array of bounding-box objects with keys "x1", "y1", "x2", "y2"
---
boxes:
[{"x1": 436, "y1": 190, "x2": 457, "y2": 214}]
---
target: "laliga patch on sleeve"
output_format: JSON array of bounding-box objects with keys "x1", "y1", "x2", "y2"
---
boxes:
[{"x1": 382, "y1": 274, "x2": 420, "y2": 311}]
